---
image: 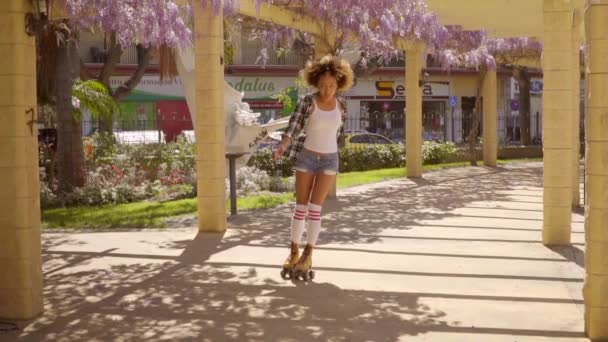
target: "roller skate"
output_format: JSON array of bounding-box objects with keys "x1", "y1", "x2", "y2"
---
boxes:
[
  {"x1": 293, "y1": 244, "x2": 315, "y2": 281},
  {"x1": 280, "y1": 242, "x2": 300, "y2": 279}
]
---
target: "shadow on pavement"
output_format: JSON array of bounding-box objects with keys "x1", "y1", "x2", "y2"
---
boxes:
[{"x1": 2, "y1": 163, "x2": 588, "y2": 341}]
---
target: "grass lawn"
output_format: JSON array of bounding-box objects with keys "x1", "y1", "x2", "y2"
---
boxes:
[
  {"x1": 42, "y1": 193, "x2": 295, "y2": 229},
  {"x1": 42, "y1": 158, "x2": 541, "y2": 229}
]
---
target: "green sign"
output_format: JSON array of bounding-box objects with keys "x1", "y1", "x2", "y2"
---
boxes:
[{"x1": 117, "y1": 102, "x2": 157, "y2": 131}]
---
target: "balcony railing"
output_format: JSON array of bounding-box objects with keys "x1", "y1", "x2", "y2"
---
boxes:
[
  {"x1": 240, "y1": 49, "x2": 308, "y2": 66},
  {"x1": 83, "y1": 45, "x2": 160, "y2": 65},
  {"x1": 119, "y1": 45, "x2": 138, "y2": 64},
  {"x1": 84, "y1": 44, "x2": 305, "y2": 67}
]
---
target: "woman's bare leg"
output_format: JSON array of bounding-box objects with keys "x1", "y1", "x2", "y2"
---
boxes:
[
  {"x1": 295, "y1": 170, "x2": 316, "y2": 205},
  {"x1": 309, "y1": 173, "x2": 336, "y2": 206},
  {"x1": 306, "y1": 172, "x2": 336, "y2": 246},
  {"x1": 293, "y1": 172, "x2": 336, "y2": 279},
  {"x1": 282, "y1": 170, "x2": 317, "y2": 278}
]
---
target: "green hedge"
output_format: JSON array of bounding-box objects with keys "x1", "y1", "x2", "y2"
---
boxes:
[
  {"x1": 422, "y1": 141, "x2": 459, "y2": 165},
  {"x1": 249, "y1": 142, "x2": 458, "y2": 175},
  {"x1": 339, "y1": 145, "x2": 405, "y2": 172}
]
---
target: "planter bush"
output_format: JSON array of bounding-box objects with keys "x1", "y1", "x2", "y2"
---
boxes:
[
  {"x1": 422, "y1": 141, "x2": 459, "y2": 165},
  {"x1": 339, "y1": 144, "x2": 405, "y2": 172},
  {"x1": 247, "y1": 148, "x2": 295, "y2": 177}
]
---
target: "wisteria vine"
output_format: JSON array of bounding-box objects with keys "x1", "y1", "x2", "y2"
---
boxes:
[{"x1": 64, "y1": 0, "x2": 543, "y2": 69}]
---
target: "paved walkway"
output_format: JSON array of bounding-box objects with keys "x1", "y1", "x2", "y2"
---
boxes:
[{"x1": 2, "y1": 162, "x2": 588, "y2": 341}]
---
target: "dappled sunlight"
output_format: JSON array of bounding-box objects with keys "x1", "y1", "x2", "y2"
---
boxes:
[
  {"x1": 21, "y1": 251, "x2": 452, "y2": 341},
  {"x1": 9, "y1": 162, "x2": 587, "y2": 341}
]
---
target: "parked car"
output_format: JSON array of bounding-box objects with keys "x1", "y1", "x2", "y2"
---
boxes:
[{"x1": 344, "y1": 132, "x2": 397, "y2": 148}]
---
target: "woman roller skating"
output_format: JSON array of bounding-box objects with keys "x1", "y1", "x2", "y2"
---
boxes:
[{"x1": 274, "y1": 55, "x2": 354, "y2": 281}]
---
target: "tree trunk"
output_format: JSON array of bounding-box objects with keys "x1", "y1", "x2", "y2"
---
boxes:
[
  {"x1": 468, "y1": 68, "x2": 486, "y2": 166},
  {"x1": 98, "y1": 32, "x2": 123, "y2": 89},
  {"x1": 513, "y1": 66, "x2": 531, "y2": 145},
  {"x1": 112, "y1": 45, "x2": 151, "y2": 101},
  {"x1": 79, "y1": 58, "x2": 92, "y2": 81},
  {"x1": 56, "y1": 36, "x2": 86, "y2": 192}
]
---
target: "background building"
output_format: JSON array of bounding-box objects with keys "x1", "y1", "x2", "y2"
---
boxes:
[{"x1": 79, "y1": 30, "x2": 551, "y2": 146}]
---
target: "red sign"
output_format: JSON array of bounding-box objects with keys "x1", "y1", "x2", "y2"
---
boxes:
[
  {"x1": 246, "y1": 101, "x2": 284, "y2": 109},
  {"x1": 157, "y1": 100, "x2": 193, "y2": 142}
]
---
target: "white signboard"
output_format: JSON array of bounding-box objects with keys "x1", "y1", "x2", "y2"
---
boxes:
[
  {"x1": 511, "y1": 77, "x2": 585, "y2": 99},
  {"x1": 225, "y1": 76, "x2": 295, "y2": 99},
  {"x1": 511, "y1": 77, "x2": 543, "y2": 97},
  {"x1": 109, "y1": 76, "x2": 184, "y2": 98},
  {"x1": 109, "y1": 75, "x2": 297, "y2": 100}
]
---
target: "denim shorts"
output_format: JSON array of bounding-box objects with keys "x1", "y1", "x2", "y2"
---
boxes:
[{"x1": 294, "y1": 148, "x2": 339, "y2": 175}]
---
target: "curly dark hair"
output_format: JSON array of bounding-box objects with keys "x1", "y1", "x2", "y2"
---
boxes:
[{"x1": 302, "y1": 55, "x2": 355, "y2": 92}]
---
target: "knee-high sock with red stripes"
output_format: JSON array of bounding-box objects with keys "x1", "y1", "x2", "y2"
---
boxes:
[
  {"x1": 307, "y1": 203, "x2": 322, "y2": 246},
  {"x1": 290, "y1": 204, "x2": 307, "y2": 244}
]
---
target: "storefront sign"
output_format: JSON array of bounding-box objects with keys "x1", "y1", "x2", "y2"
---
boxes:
[
  {"x1": 375, "y1": 81, "x2": 449, "y2": 98},
  {"x1": 246, "y1": 100, "x2": 284, "y2": 109},
  {"x1": 109, "y1": 75, "x2": 297, "y2": 101},
  {"x1": 225, "y1": 76, "x2": 296, "y2": 99},
  {"x1": 344, "y1": 80, "x2": 449, "y2": 99},
  {"x1": 110, "y1": 76, "x2": 185, "y2": 100}
]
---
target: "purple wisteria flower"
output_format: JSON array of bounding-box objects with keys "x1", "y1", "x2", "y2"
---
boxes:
[
  {"x1": 65, "y1": 0, "x2": 543, "y2": 70},
  {"x1": 66, "y1": 0, "x2": 192, "y2": 48}
]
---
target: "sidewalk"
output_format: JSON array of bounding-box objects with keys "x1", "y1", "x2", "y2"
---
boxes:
[{"x1": 2, "y1": 162, "x2": 587, "y2": 341}]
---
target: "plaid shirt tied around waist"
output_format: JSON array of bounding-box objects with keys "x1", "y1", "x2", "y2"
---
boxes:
[{"x1": 282, "y1": 94, "x2": 347, "y2": 161}]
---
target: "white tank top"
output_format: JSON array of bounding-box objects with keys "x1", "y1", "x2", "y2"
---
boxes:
[{"x1": 303, "y1": 98, "x2": 342, "y2": 153}]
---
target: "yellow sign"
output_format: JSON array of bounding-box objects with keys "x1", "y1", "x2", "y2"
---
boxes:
[{"x1": 375, "y1": 81, "x2": 435, "y2": 98}]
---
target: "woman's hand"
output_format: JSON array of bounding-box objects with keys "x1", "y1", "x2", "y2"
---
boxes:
[
  {"x1": 272, "y1": 145, "x2": 284, "y2": 162},
  {"x1": 273, "y1": 137, "x2": 291, "y2": 162}
]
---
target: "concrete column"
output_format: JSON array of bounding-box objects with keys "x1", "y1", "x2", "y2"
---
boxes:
[
  {"x1": 405, "y1": 42, "x2": 425, "y2": 178},
  {"x1": 542, "y1": 0, "x2": 574, "y2": 245},
  {"x1": 571, "y1": 13, "x2": 582, "y2": 208},
  {"x1": 482, "y1": 69, "x2": 498, "y2": 167},
  {"x1": 194, "y1": 1, "x2": 226, "y2": 232},
  {"x1": 583, "y1": 2, "x2": 608, "y2": 339},
  {"x1": 0, "y1": 0, "x2": 43, "y2": 319}
]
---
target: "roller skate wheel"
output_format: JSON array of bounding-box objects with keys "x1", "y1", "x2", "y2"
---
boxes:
[{"x1": 281, "y1": 268, "x2": 293, "y2": 279}]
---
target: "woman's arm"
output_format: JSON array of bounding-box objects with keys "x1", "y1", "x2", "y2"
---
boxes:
[
  {"x1": 273, "y1": 96, "x2": 311, "y2": 160},
  {"x1": 337, "y1": 97, "x2": 347, "y2": 148}
]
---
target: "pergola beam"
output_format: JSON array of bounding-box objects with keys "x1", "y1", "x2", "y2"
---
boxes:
[
  {"x1": 426, "y1": 0, "x2": 585, "y2": 40},
  {"x1": 237, "y1": 0, "x2": 326, "y2": 37}
]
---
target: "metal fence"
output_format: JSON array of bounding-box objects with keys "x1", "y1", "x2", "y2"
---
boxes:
[
  {"x1": 69, "y1": 110, "x2": 547, "y2": 147},
  {"x1": 80, "y1": 117, "x2": 192, "y2": 144},
  {"x1": 343, "y1": 110, "x2": 544, "y2": 147}
]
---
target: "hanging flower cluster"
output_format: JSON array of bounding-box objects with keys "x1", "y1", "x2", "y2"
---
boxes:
[
  {"x1": 66, "y1": 0, "x2": 193, "y2": 48},
  {"x1": 434, "y1": 27, "x2": 496, "y2": 69},
  {"x1": 201, "y1": 0, "x2": 449, "y2": 60},
  {"x1": 435, "y1": 27, "x2": 543, "y2": 70},
  {"x1": 487, "y1": 37, "x2": 543, "y2": 64},
  {"x1": 65, "y1": 0, "x2": 543, "y2": 70}
]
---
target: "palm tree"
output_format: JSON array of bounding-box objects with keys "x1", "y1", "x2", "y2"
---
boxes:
[
  {"x1": 54, "y1": 75, "x2": 121, "y2": 193},
  {"x1": 71, "y1": 79, "x2": 121, "y2": 123}
]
